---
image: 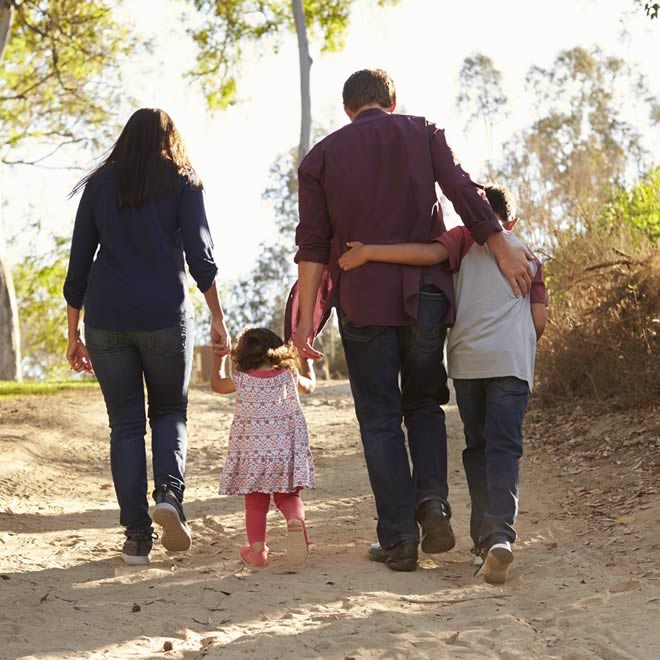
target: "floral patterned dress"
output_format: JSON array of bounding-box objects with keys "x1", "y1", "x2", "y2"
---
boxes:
[{"x1": 219, "y1": 368, "x2": 316, "y2": 495}]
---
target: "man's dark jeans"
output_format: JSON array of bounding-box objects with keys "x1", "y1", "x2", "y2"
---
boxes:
[
  {"x1": 85, "y1": 319, "x2": 194, "y2": 536},
  {"x1": 339, "y1": 286, "x2": 450, "y2": 549},
  {"x1": 453, "y1": 376, "x2": 529, "y2": 549}
]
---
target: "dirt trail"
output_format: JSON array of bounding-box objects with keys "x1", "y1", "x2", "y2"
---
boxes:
[{"x1": 1, "y1": 383, "x2": 659, "y2": 660}]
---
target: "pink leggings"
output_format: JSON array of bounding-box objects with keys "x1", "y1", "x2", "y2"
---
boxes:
[{"x1": 245, "y1": 491, "x2": 305, "y2": 545}]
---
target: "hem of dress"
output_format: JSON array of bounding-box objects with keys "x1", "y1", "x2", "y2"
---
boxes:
[{"x1": 218, "y1": 484, "x2": 316, "y2": 496}]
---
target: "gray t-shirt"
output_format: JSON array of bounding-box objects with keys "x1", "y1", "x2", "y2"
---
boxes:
[{"x1": 438, "y1": 228, "x2": 546, "y2": 391}]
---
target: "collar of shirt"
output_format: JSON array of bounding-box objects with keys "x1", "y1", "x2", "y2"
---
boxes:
[{"x1": 353, "y1": 108, "x2": 390, "y2": 123}]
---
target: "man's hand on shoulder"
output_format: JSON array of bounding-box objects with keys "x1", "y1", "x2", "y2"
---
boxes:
[{"x1": 487, "y1": 232, "x2": 535, "y2": 297}]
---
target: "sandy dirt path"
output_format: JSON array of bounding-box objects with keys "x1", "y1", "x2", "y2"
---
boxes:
[{"x1": 1, "y1": 383, "x2": 659, "y2": 659}]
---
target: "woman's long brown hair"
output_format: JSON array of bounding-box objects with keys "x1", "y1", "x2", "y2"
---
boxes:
[{"x1": 70, "y1": 108, "x2": 201, "y2": 207}]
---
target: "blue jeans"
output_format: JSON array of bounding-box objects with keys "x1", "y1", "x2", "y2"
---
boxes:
[
  {"x1": 339, "y1": 286, "x2": 450, "y2": 549},
  {"x1": 453, "y1": 377, "x2": 529, "y2": 549},
  {"x1": 85, "y1": 319, "x2": 194, "y2": 535}
]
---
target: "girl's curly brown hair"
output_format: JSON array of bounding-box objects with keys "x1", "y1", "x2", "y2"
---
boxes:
[{"x1": 232, "y1": 328, "x2": 300, "y2": 373}]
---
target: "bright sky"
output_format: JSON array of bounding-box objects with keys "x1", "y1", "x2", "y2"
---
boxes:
[{"x1": 1, "y1": 0, "x2": 658, "y2": 283}]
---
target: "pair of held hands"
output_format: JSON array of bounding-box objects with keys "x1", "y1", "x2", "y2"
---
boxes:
[
  {"x1": 67, "y1": 316, "x2": 232, "y2": 375},
  {"x1": 293, "y1": 238, "x2": 536, "y2": 361}
]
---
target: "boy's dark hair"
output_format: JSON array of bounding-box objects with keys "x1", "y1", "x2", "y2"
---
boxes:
[
  {"x1": 484, "y1": 183, "x2": 516, "y2": 222},
  {"x1": 232, "y1": 327, "x2": 300, "y2": 373},
  {"x1": 342, "y1": 69, "x2": 396, "y2": 113}
]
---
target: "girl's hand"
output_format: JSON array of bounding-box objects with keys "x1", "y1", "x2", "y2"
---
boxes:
[
  {"x1": 211, "y1": 316, "x2": 230, "y2": 357},
  {"x1": 66, "y1": 337, "x2": 94, "y2": 375},
  {"x1": 339, "y1": 242, "x2": 369, "y2": 272},
  {"x1": 212, "y1": 343, "x2": 228, "y2": 361}
]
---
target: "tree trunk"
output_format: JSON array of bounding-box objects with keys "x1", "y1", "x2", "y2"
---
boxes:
[
  {"x1": 0, "y1": 256, "x2": 21, "y2": 380},
  {"x1": 0, "y1": 2, "x2": 21, "y2": 380},
  {"x1": 0, "y1": 0, "x2": 12, "y2": 60},
  {"x1": 291, "y1": 0, "x2": 312, "y2": 161}
]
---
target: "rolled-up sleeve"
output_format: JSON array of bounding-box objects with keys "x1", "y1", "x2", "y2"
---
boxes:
[
  {"x1": 179, "y1": 183, "x2": 218, "y2": 293},
  {"x1": 63, "y1": 188, "x2": 99, "y2": 310},
  {"x1": 435, "y1": 226, "x2": 474, "y2": 273},
  {"x1": 429, "y1": 124, "x2": 501, "y2": 245},
  {"x1": 294, "y1": 145, "x2": 332, "y2": 265}
]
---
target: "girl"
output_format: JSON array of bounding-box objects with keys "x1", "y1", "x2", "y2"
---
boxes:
[
  {"x1": 211, "y1": 328, "x2": 316, "y2": 568},
  {"x1": 64, "y1": 108, "x2": 230, "y2": 565}
]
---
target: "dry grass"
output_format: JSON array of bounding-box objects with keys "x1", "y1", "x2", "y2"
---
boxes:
[{"x1": 535, "y1": 228, "x2": 660, "y2": 407}]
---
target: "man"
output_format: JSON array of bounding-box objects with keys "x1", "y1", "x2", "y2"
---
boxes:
[{"x1": 293, "y1": 69, "x2": 532, "y2": 572}]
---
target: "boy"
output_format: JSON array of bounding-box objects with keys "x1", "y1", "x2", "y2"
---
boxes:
[{"x1": 338, "y1": 184, "x2": 547, "y2": 584}]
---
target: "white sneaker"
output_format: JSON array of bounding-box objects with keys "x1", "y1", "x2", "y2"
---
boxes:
[{"x1": 481, "y1": 541, "x2": 513, "y2": 585}]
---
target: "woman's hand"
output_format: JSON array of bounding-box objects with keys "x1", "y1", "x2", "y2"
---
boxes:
[
  {"x1": 211, "y1": 315, "x2": 231, "y2": 357},
  {"x1": 338, "y1": 242, "x2": 370, "y2": 272},
  {"x1": 66, "y1": 337, "x2": 94, "y2": 375}
]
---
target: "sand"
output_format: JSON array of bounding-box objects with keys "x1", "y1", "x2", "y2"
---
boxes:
[{"x1": 1, "y1": 382, "x2": 659, "y2": 659}]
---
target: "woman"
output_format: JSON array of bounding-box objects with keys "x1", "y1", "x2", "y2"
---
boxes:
[{"x1": 64, "y1": 108, "x2": 230, "y2": 565}]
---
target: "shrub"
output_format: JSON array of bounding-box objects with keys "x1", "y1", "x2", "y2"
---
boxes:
[{"x1": 535, "y1": 226, "x2": 659, "y2": 406}]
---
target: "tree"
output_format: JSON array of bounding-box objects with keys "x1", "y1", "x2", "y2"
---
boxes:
[
  {"x1": 292, "y1": 0, "x2": 312, "y2": 159},
  {"x1": 0, "y1": 0, "x2": 132, "y2": 165},
  {"x1": 492, "y1": 48, "x2": 657, "y2": 250},
  {"x1": 456, "y1": 53, "x2": 508, "y2": 133},
  {"x1": 0, "y1": 258, "x2": 20, "y2": 379},
  {"x1": 0, "y1": 0, "x2": 133, "y2": 380},
  {"x1": 12, "y1": 238, "x2": 70, "y2": 379},
  {"x1": 189, "y1": 0, "x2": 394, "y2": 159}
]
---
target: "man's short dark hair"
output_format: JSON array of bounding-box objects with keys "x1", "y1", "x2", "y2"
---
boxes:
[
  {"x1": 484, "y1": 183, "x2": 516, "y2": 222},
  {"x1": 342, "y1": 69, "x2": 396, "y2": 113}
]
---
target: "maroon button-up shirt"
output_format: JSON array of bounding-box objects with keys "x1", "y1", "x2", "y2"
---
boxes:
[{"x1": 294, "y1": 108, "x2": 501, "y2": 327}]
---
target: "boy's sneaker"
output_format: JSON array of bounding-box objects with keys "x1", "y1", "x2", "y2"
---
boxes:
[
  {"x1": 480, "y1": 541, "x2": 514, "y2": 585},
  {"x1": 121, "y1": 531, "x2": 155, "y2": 566},
  {"x1": 152, "y1": 485, "x2": 192, "y2": 552}
]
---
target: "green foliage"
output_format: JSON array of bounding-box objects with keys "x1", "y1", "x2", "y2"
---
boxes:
[
  {"x1": 636, "y1": 1, "x2": 659, "y2": 19},
  {"x1": 598, "y1": 167, "x2": 660, "y2": 244},
  {"x1": 0, "y1": 0, "x2": 134, "y2": 163},
  {"x1": 13, "y1": 238, "x2": 70, "y2": 379},
  {"x1": 189, "y1": 0, "x2": 395, "y2": 110}
]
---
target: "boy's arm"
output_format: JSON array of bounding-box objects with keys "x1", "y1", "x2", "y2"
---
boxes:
[
  {"x1": 530, "y1": 260, "x2": 548, "y2": 340},
  {"x1": 297, "y1": 358, "x2": 316, "y2": 395},
  {"x1": 428, "y1": 125, "x2": 534, "y2": 296},
  {"x1": 531, "y1": 304, "x2": 547, "y2": 340},
  {"x1": 339, "y1": 241, "x2": 449, "y2": 271},
  {"x1": 210, "y1": 353, "x2": 236, "y2": 394}
]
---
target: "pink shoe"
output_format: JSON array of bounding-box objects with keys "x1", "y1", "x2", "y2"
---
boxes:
[
  {"x1": 286, "y1": 518, "x2": 309, "y2": 567},
  {"x1": 239, "y1": 544, "x2": 269, "y2": 568}
]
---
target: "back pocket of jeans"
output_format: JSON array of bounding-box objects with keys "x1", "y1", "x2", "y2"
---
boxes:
[
  {"x1": 85, "y1": 327, "x2": 117, "y2": 352},
  {"x1": 339, "y1": 312, "x2": 384, "y2": 343},
  {"x1": 411, "y1": 325, "x2": 444, "y2": 354},
  {"x1": 149, "y1": 322, "x2": 187, "y2": 357}
]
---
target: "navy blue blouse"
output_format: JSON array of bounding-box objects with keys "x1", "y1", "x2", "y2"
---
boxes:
[{"x1": 64, "y1": 166, "x2": 218, "y2": 331}]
